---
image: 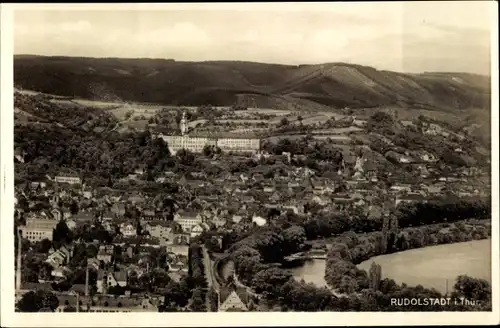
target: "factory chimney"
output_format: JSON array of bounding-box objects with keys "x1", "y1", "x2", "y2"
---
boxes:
[{"x1": 16, "y1": 228, "x2": 22, "y2": 292}]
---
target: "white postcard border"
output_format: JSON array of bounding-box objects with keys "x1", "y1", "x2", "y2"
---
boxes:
[{"x1": 1, "y1": 2, "x2": 499, "y2": 326}]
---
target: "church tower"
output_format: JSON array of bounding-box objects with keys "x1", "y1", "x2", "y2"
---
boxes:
[
  {"x1": 354, "y1": 156, "x2": 365, "y2": 173},
  {"x1": 180, "y1": 111, "x2": 188, "y2": 136}
]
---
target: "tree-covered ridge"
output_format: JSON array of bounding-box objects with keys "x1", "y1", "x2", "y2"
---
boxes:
[
  {"x1": 15, "y1": 124, "x2": 172, "y2": 185},
  {"x1": 15, "y1": 55, "x2": 491, "y2": 110},
  {"x1": 15, "y1": 92, "x2": 118, "y2": 130}
]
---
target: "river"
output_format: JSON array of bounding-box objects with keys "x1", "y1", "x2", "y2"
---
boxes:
[{"x1": 290, "y1": 239, "x2": 491, "y2": 294}]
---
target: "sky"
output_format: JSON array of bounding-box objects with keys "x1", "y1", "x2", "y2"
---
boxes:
[{"x1": 12, "y1": 2, "x2": 495, "y2": 75}]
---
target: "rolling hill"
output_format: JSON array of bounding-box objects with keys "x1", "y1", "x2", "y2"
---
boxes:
[{"x1": 14, "y1": 55, "x2": 491, "y2": 111}]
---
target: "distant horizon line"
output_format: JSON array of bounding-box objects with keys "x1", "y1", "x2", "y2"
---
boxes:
[{"x1": 13, "y1": 53, "x2": 491, "y2": 77}]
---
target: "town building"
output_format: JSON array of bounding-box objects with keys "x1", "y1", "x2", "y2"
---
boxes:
[
  {"x1": 46, "y1": 246, "x2": 73, "y2": 268},
  {"x1": 218, "y1": 284, "x2": 251, "y2": 312},
  {"x1": 111, "y1": 203, "x2": 126, "y2": 216},
  {"x1": 120, "y1": 223, "x2": 137, "y2": 237},
  {"x1": 395, "y1": 194, "x2": 427, "y2": 207},
  {"x1": 216, "y1": 137, "x2": 261, "y2": 153},
  {"x1": 251, "y1": 216, "x2": 267, "y2": 227},
  {"x1": 97, "y1": 245, "x2": 114, "y2": 264},
  {"x1": 189, "y1": 223, "x2": 211, "y2": 238},
  {"x1": 65, "y1": 219, "x2": 77, "y2": 230},
  {"x1": 54, "y1": 293, "x2": 161, "y2": 313},
  {"x1": 155, "y1": 111, "x2": 261, "y2": 154},
  {"x1": 160, "y1": 135, "x2": 218, "y2": 154},
  {"x1": 173, "y1": 233, "x2": 190, "y2": 245},
  {"x1": 212, "y1": 216, "x2": 227, "y2": 228},
  {"x1": 146, "y1": 222, "x2": 174, "y2": 246},
  {"x1": 18, "y1": 217, "x2": 58, "y2": 242},
  {"x1": 51, "y1": 267, "x2": 72, "y2": 280},
  {"x1": 96, "y1": 270, "x2": 127, "y2": 294},
  {"x1": 82, "y1": 191, "x2": 92, "y2": 199},
  {"x1": 173, "y1": 211, "x2": 203, "y2": 233},
  {"x1": 54, "y1": 176, "x2": 82, "y2": 185}
]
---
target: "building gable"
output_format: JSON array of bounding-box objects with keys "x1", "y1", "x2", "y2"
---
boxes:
[{"x1": 220, "y1": 290, "x2": 248, "y2": 311}]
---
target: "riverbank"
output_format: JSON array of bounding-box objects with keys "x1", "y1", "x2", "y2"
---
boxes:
[
  {"x1": 324, "y1": 219, "x2": 491, "y2": 295},
  {"x1": 357, "y1": 239, "x2": 491, "y2": 294},
  {"x1": 222, "y1": 216, "x2": 492, "y2": 311}
]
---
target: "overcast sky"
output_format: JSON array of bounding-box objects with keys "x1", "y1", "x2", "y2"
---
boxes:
[{"x1": 13, "y1": 2, "x2": 494, "y2": 75}]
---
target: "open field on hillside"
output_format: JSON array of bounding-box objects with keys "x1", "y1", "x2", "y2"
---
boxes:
[
  {"x1": 109, "y1": 108, "x2": 131, "y2": 121},
  {"x1": 16, "y1": 89, "x2": 39, "y2": 96},
  {"x1": 312, "y1": 135, "x2": 352, "y2": 141},
  {"x1": 312, "y1": 127, "x2": 364, "y2": 134},
  {"x1": 49, "y1": 99, "x2": 77, "y2": 106},
  {"x1": 243, "y1": 108, "x2": 292, "y2": 116},
  {"x1": 217, "y1": 119, "x2": 269, "y2": 124},
  {"x1": 124, "y1": 120, "x2": 149, "y2": 130},
  {"x1": 264, "y1": 134, "x2": 353, "y2": 143},
  {"x1": 106, "y1": 105, "x2": 162, "y2": 120},
  {"x1": 188, "y1": 119, "x2": 208, "y2": 128},
  {"x1": 14, "y1": 107, "x2": 36, "y2": 118},
  {"x1": 72, "y1": 99, "x2": 123, "y2": 108},
  {"x1": 266, "y1": 112, "x2": 347, "y2": 125},
  {"x1": 230, "y1": 128, "x2": 268, "y2": 133},
  {"x1": 353, "y1": 107, "x2": 465, "y2": 125}
]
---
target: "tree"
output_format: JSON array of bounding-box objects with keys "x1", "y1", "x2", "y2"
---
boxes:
[
  {"x1": 453, "y1": 275, "x2": 491, "y2": 302},
  {"x1": 190, "y1": 288, "x2": 206, "y2": 312},
  {"x1": 38, "y1": 262, "x2": 53, "y2": 281},
  {"x1": 52, "y1": 220, "x2": 73, "y2": 248},
  {"x1": 107, "y1": 285, "x2": 126, "y2": 295},
  {"x1": 232, "y1": 248, "x2": 263, "y2": 285},
  {"x1": 337, "y1": 276, "x2": 359, "y2": 294},
  {"x1": 163, "y1": 279, "x2": 191, "y2": 308},
  {"x1": 138, "y1": 268, "x2": 171, "y2": 292},
  {"x1": 252, "y1": 267, "x2": 292, "y2": 298},
  {"x1": 369, "y1": 262, "x2": 382, "y2": 291},
  {"x1": 279, "y1": 117, "x2": 289, "y2": 127},
  {"x1": 266, "y1": 208, "x2": 281, "y2": 220},
  {"x1": 70, "y1": 201, "x2": 79, "y2": 215},
  {"x1": 136, "y1": 220, "x2": 143, "y2": 236},
  {"x1": 208, "y1": 287, "x2": 219, "y2": 312},
  {"x1": 63, "y1": 305, "x2": 77, "y2": 312},
  {"x1": 34, "y1": 239, "x2": 52, "y2": 254},
  {"x1": 204, "y1": 235, "x2": 222, "y2": 253},
  {"x1": 282, "y1": 225, "x2": 307, "y2": 255},
  {"x1": 86, "y1": 244, "x2": 99, "y2": 258},
  {"x1": 279, "y1": 280, "x2": 336, "y2": 311},
  {"x1": 367, "y1": 111, "x2": 395, "y2": 132},
  {"x1": 177, "y1": 148, "x2": 195, "y2": 165},
  {"x1": 151, "y1": 268, "x2": 171, "y2": 289},
  {"x1": 202, "y1": 145, "x2": 214, "y2": 157},
  {"x1": 113, "y1": 245, "x2": 124, "y2": 264},
  {"x1": 16, "y1": 290, "x2": 59, "y2": 312}
]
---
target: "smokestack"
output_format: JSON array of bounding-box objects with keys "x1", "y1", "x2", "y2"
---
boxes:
[
  {"x1": 85, "y1": 265, "x2": 89, "y2": 297},
  {"x1": 16, "y1": 228, "x2": 22, "y2": 292}
]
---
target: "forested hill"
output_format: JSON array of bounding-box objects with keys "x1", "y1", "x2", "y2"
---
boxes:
[{"x1": 14, "y1": 55, "x2": 491, "y2": 110}]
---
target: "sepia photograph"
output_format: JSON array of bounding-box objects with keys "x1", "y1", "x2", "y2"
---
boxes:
[{"x1": 0, "y1": 1, "x2": 498, "y2": 326}]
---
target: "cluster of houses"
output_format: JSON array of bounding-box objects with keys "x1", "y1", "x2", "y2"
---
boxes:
[
  {"x1": 16, "y1": 151, "x2": 488, "y2": 243},
  {"x1": 14, "y1": 143, "x2": 489, "y2": 312}
]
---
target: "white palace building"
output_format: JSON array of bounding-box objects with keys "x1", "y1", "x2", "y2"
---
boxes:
[{"x1": 156, "y1": 111, "x2": 261, "y2": 155}]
